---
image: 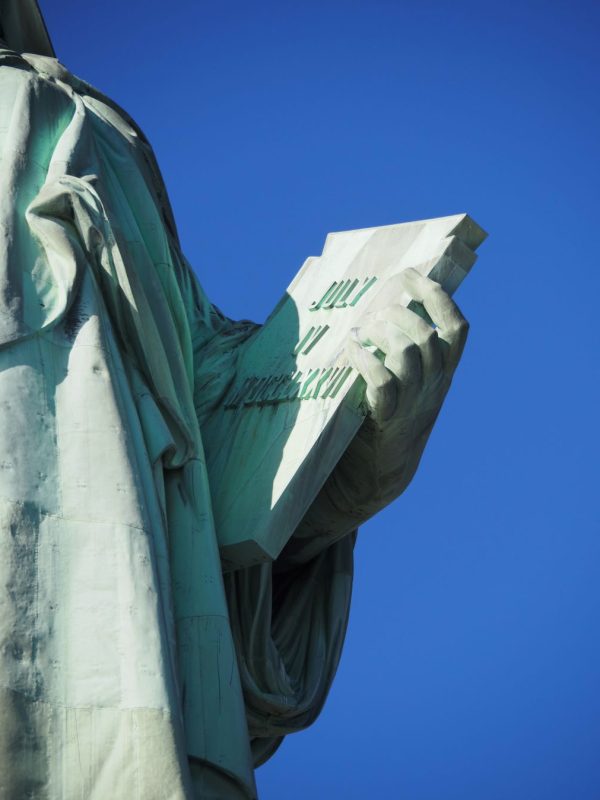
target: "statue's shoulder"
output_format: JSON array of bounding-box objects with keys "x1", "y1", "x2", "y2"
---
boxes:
[
  {"x1": 0, "y1": 49, "x2": 65, "y2": 92},
  {"x1": 0, "y1": 46, "x2": 36, "y2": 76},
  {"x1": 0, "y1": 50, "x2": 145, "y2": 143},
  {"x1": 0, "y1": 51, "x2": 76, "y2": 125}
]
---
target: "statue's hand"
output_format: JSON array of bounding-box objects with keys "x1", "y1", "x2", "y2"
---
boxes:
[
  {"x1": 339, "y1": 267, "x2": 469, "y2": 510},
  {"x1": 347, "y1": 267, "x2": 469, "y2": 429},
  {"x1": 280, "y1": 269, "x2": 469, "y2": 566}
]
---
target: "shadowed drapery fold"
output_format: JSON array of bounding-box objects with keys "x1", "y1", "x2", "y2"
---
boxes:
[{"x1": 224, "y1": 534, "x2": 355, "y2": 766}]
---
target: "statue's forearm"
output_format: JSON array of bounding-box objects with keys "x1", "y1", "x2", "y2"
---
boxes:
[{"x1": 277, "y1": 410, "x2": 437, "y2": 569}]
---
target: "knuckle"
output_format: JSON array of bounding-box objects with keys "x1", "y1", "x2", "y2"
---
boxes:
[
  {"x1": 402, "y1": 267, "x2": 419, "y2": 280},
  {"x1": 373, "y1": 370, "x2": 394, "y2": 392},
  {"x1": 446, "y1": 316, "x2": 469, "y2": 339},
  {"x1": 419, "y1": 327, "x2": 437, "y2": 346},
  {"x1": 430, "y1": 283, "x2": 448, "y2": 302},
  {"x1": 398, "y1": 366, "x2": 419, "y2": 385},
  {"x1": 403, "y1": 341, "x2": 421, "y2": 359}
]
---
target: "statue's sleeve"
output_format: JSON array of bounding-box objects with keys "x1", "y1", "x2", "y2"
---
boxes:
[{"x1": 180, "y1": 266, "x2": 357, "y2": 765}]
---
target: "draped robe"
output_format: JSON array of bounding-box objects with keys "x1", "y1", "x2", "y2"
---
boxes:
[{"x1": 0, "y1": 47, "x2": 356, "y2": 799}]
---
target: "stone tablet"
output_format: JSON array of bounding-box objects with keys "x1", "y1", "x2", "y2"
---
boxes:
[{"x1": 204, "y1": 213, "x2": 486, "y2": 570}]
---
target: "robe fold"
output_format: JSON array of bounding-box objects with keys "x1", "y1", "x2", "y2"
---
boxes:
[{"x1": 0, "y1": 48, "x2": 355, "y2": 799}]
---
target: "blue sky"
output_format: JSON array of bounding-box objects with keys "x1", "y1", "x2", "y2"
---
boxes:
[{"x1": 44, "y1": 2, "x2": 600, "y2": 798}]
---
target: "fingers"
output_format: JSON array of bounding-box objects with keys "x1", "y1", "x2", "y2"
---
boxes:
[
  {"x1": 346, "y1": 336, "x2": 397, "y2": 422},
  {"x1": 347, "y1": 270, "x2": 468, "y2": 422},
  {"x1": 399, "y1": 268, "x2": 469, "y2": 369},
  {"x1": 357, "y1": 315, "x2": 415, "y2": 370},
  {"x1": 374, "y1": 305, "x2": 442, "y2": 377}
]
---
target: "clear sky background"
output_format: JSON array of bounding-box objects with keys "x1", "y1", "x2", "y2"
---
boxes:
[{"x1": 43, "y1": 2, "x2": 599, "y2": 798}]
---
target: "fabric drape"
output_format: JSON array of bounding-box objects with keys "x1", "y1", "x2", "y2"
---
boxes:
[{"x1": 0, "y1": 48, "x2": 355, "y2": 799}]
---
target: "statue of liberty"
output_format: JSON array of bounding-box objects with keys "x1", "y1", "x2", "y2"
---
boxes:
[{"x1": 0, "y1": 2, "x2": 476, "y2": 797}]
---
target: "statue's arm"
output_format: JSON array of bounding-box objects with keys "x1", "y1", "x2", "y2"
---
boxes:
[
  {"x1": 279, "y1": 268, "x2": 469, "y2": 567},
  {"x1": 175, "y1": 257, "x2": 261, "y2": 429},
  {"x1": 179, "y1": 259, "x2": 467, "y2": 569}
]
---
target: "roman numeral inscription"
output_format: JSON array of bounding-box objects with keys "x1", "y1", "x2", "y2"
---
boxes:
[
  {"x1": 224, "y1": 366, "x2": 353, "y2": 410},
  {"x1": 293, "y1": 324, "x2": 330, "y2": 356},
  {"x1": 309, "y1": 276, "x2": 377, "y2": 311},
  {"x1": 224, "y1": 276, "x2": 379, "y2": 411}
]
